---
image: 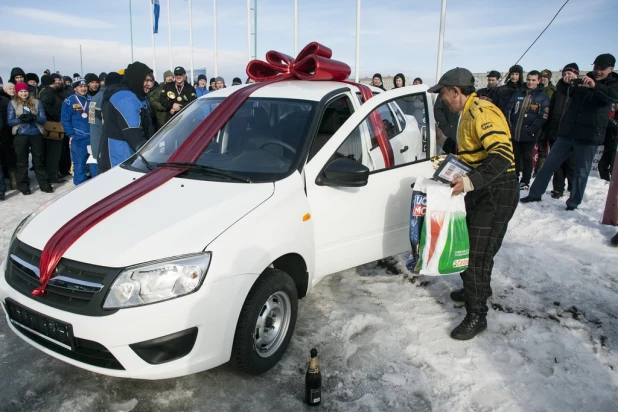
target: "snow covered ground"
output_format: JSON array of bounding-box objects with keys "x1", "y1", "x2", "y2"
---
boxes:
[{"x1": 0, "y1": 176, "x2": 617, "y2": 412}]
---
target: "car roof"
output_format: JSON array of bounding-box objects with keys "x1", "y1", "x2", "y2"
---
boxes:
[{"x1": 199, "y1": 80, "x2": 384, "y2": 102}]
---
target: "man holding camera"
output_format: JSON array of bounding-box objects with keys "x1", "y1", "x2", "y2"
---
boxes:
[{"x1": 522, "y1": 54, "x2": 618, "y2": 210}]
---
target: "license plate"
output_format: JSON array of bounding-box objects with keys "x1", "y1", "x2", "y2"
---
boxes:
[{"x1": 5, "y1": 298, "x2": 76, "y2": 351}]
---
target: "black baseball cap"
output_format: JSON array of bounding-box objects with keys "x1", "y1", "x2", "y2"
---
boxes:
[
  {"x1": 593, "y1": 53, "x2": 615, "y2": 68},
  {"x1": 174, "y1": 66, "x2": 186, "y2": 75},
  {"x1": 487, "y1": 70, "x2": 501, "y2": 79},
  {"x1": 428, "y1": 67, "x2": 475, "y2": 93}
]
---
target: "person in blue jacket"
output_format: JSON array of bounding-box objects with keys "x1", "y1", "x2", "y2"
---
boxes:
[
  {"x1": 506, "y1": 70, "x2": 550, "y2": 190},
  {"x1": 7, "y1": 82, "x2": 52, "y2": 195},
  {"x1": 195, "y1": 74, "x2": 209, "y2": 98},
  {"x1": 61, "y1": 77, "x2": 95, "y2": 185},
  {"x1": 100, "y1": 61, "x2": 155, "y2": 171}
]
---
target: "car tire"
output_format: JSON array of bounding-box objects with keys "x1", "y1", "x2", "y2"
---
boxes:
[{"x1": 231, "y1": 268, "x2": 298, "y2": 375}]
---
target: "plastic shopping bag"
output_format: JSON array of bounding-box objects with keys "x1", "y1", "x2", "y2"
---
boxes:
[
  {"x1": 405, "y1": 176, "x2": 429, "y2": 272},
  {"x1": 406, "y1": 177, "x2": 469, "y2": 276}
]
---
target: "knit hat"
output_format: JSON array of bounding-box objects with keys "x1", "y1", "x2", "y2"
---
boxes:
[
  {"x1": 215, "y1": 76, "x2": 225, "y2": 84},
  {"x1": 62, "y1": 76, "x2": 72, "y2": 83},
  {"x1": 73, "y1": 73, "x2": 80, "y2": 78},
  {"x1": 413, "y1": 77, "x2": 423, "y2": 84},
  {"x1": 209, "y1": 77, "x2": 216, "y2": 83},
  {"x1": 372, "y1": 73, "x2": 383, "y2": 82},
  {"x1": 50, "y1": 73, "x2": 62, "y2": 81},
  {"x1": 85, "y1": 73, "x2": 99, "y2": 84},
  {"x1": 99, "y1": 72, "x2": 107, "y2": 82},
  {"x1": 232, "y1": 77, "x2": 242, "y2": 85},
  {"x1": 26, "y1": 73, "x2": 39, "y2": 84},
  {"x1": 163, "y1": 70, "x2": 173, "y2": 79},
  {"x1": 41, "y1": 75, "x2": 54, "y2": 86},
  {"x1": 198, "y1": 74, "x2": 207, "y2": 81},
  {"x1": 105, "y1": 72, "x2": 122, "y2": 86},
  {"x1": 562, "y1": 63, "x2": 579, "y2": 76},
  {"x1": 72, "y1": 77, "x2": 87, "y2": 87},
  {"x1": 15, "y1": 82, "x2": 29, "y2": 94},
  {"x1": 540, "y1": 69, "x2": 552, "y2": 79}
]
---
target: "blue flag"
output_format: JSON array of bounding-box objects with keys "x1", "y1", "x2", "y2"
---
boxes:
[{"x1": 153, "y1": 0, "x2": 160, "y2": 34}]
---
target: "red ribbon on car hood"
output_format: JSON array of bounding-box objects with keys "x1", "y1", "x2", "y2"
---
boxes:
[{"x1": 32, "y1": 42, "x2": 390, "y2": 296}]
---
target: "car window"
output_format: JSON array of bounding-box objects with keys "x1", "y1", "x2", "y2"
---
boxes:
[
  {"x1": 127, "y1": 97, "x2": 317, "y2": 182},
  {"x1": 308, "y1": 95, "x2": 354, "y2": 161}
]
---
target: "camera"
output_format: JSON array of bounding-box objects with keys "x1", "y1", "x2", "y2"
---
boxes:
[{"x1": 570, "y1": 78, "x2": 584, "y2": 86}]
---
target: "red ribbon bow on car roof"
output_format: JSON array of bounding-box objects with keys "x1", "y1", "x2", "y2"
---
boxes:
[{"x1": 246, "y1": 42, "x2": 351, "y2": 82}]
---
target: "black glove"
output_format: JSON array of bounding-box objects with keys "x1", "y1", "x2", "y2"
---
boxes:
[{"x1": 18, "y1": 113, "x2": 36, "y2": 123}]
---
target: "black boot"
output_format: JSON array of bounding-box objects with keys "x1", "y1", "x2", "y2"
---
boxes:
[
  {"x1": 611, "y1": 232, "x2": 618, "y2": 246},
  {"x1": 520, "y1": 196, "x2": 541, "y2": 203},
  {"x1": 451, "y1": 313, "x2": 487, "y2": 340},
  {"x1": 0, "y1": 193, "x2": 5, "y2": 201}
]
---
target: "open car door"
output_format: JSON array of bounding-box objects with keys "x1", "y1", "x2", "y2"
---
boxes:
[{"x1": 304, "y1": 85, "x2": 437, "y2": 284}]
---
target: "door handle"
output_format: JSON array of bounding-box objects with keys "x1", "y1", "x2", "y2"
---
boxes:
[{"x1": 400, "y1": 146, "x2": 409, "y2": 153}]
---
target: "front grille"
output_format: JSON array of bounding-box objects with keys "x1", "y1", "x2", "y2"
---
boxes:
[
  {"x1": 11, "y1": 320, "x2": 124, "y2": 370},
  {"x1": 5, "y1": 239, "x2": 122, "y2": 316}
]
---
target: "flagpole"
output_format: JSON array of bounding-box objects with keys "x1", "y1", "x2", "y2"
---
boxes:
[
  {"x1": 129, "y1": 0, "x2": 134, "y2": 62},
  {"x1": 247, "y1": 0, "x2": 251, "y2": 62},
  {"x1": 150, "y1": 0, "x2": 157, "y2": 79},
  {"x1": 435, "y1": 0, "x2": 447, "y2": 83},
  {"x1": 214, "y1": 0, "x2": 218, "y2": 77},
  {"x1": 189, "y1": 0, "x2": 194, "y2": 84},
  {"x1": 167, "y1": 0, "x2": 173, "y2": 70},
  {"x1": 294, "y1": 0, "x2": 298, "y2": 56},
  {"x1": 355, "y1": 0, "x2": 360, "y2": 83}
]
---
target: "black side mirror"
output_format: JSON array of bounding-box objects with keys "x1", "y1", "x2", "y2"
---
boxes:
[{"x1": 316, "y1": 158, "x2": 369, "y2": 187}]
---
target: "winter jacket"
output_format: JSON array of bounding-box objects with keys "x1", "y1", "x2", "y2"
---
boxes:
[
  {"x1": 506, "y1": 87, "x2": 550, "y2": 142},
  {"x1": 102, "y1": 83, "x2": 154, "y2": 169},
  {"x1": 38, "y1": 86, "x2": 64, "y2": 121},
  {"x1": 457, "y1": 93, "x2": 516, "y2": 190},
  {"x1": 557, "y1": 71, "x2": 618, "y2": 145},
  {"x1": 160, "y1": 81, "x2": 197, "y2": 122},
  {"x1": 604, "y1": 111, "x2": 618, "y2": 152},
  {"x1": 496, "y1": 80, "x2": 524, "y2": 115},
  {"x1": 7, "y1": 99, "x2": 47, "y2": 136},
  {"x1": 147, "y1": 83, "x2": 169, "y2": 130},
  {"x1": 541, "y1": 81, "x2": 556, "y2": 101},
  {"x1": 195, "y1": 86, "x2": 209, "y2": 98},
  {"x1": 434, "y1": 94, "x2": 460, "y2": 153},
  {"x1": 476, "y1": 86, "x2": 500, "y2": 104},
  {"x1": 540, "y1": 79, "x2": 571, "y2": 142},
  {"x1": 0, "y1": 95, "x2": 12, "y2": 145},
  {"x1": 61, "y1": 93, "x2": 92, "y2": 141},
  {"x1": 89, "y1": 86, "x2": 106, "y2": 160}
]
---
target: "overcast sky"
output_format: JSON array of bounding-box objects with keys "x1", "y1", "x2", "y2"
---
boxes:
[{"x1": 1, "y1": 0, "x2": 615, "y2": 85}]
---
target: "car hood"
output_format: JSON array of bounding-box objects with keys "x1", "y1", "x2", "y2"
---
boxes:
[{"x1": 18, "y1": 168, "x2": 274, "y2": 267}]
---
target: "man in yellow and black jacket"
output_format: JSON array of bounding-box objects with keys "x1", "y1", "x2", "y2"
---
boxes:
[{"x1": 429, "y1": 67, "x2": 519, "y2": 340}]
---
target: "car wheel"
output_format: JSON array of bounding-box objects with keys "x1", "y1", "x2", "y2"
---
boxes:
[{"x1": 231, "y1": 268, "x2": 298, "y2": 375}]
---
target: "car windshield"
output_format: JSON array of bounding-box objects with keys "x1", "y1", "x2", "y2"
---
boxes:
[{"x1": 127, "y1": 96, "x2": 317, "y2": 182}]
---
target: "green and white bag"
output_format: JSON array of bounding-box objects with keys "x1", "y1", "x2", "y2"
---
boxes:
[{"x1": 416, "y1": 179, "x2": 469, "y2": 276}]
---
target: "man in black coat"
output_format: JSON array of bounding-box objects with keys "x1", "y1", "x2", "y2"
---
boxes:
[
  {"x1": 39, "y1": 74, "x2": 67, "y2": 183},
  {"x1": 477, "y1": 70, "x2": 501, "y2": 103},
  {"x1": 160, "y1": 66, "x2": 197, "y2": 122},
  {"x1": 537, "y1": 63, "x2": 579, "y2": 198},
  {"x1": 495, "y1": 65, "x2": 524, "y2": 115},
  {"x1": 523, "y1": 54, "x2": 618, "y2": 210}
]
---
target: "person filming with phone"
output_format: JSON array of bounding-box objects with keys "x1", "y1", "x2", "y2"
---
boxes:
[{"x1": 522, "y1": 54, "x2": 618, "y2": 210}]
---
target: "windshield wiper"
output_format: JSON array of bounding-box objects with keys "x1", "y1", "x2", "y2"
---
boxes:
[
  {"x1": 137, "y1": 152, "x2": 154, "y2": 171},
  {"x1": 158, "y1": 162, "x2": 252, "y2": 183}
]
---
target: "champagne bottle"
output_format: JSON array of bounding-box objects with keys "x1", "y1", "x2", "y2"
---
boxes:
[{"x1": 305, "y1": 348, "x2": 322, "y2": 406}]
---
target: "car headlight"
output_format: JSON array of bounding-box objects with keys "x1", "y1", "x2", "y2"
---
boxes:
[{"x1": 103, "y1": 253, "x2": 211, "y2": 309}]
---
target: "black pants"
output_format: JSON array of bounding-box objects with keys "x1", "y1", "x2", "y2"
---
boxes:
[
  {"x1": 548, "y1": 139, "x2": 574, "y2": 193},
  {"x1": 59, "y1": 135, "x2": 71, "y2": 175},
  {"x1": 45, "y1": 138, "x2": 64, "y2": 182},
  {"x1": 461, "y1": 175, "x2": 519, "y2": 314},
  {"x1": 14, "y1": 134, "x2": 50, "y2": 191},
  {"x1": 0, "y1": 140, "x2": 17, "y2": 174},
  {"x1": 512, "y1": 141, "x2": 536, "y2": 185},
  {"x1": 598, "y1": 149, "x2": 616, "y2": 181}
]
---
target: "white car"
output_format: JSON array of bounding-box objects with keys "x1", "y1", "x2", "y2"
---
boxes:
[{"x1": 0, "y1": 80, "x2": 436, "y2": 379}]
